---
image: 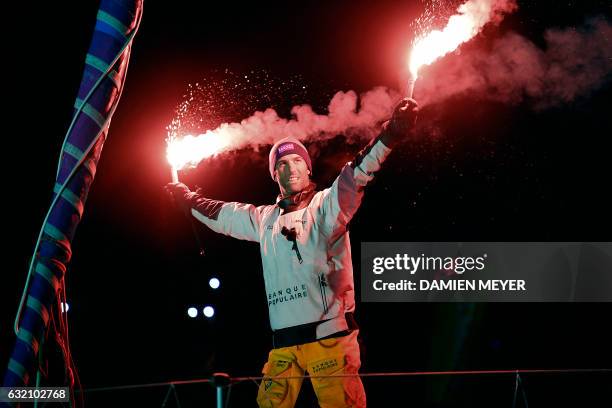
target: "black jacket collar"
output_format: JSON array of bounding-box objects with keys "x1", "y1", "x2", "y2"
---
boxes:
[{"x1": 276, "y1": 182, "x2": 317, "y2": 214}]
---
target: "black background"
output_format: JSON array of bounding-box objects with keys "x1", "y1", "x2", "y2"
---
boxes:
[{"x1": 3, "y1": 1, "x2": 612, "y2": 407}]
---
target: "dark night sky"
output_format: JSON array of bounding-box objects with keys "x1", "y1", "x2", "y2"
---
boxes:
[{"x1": 3, "y1": 1, "x2": 612, "y2": 406}]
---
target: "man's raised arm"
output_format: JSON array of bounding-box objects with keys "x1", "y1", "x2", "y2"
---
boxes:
[
  {"x1": 316, "y1": 97, "x2": 419, "y2": 236},
  {"x1": 165, "y1": 183, "x2": 263, "y2": 242}
]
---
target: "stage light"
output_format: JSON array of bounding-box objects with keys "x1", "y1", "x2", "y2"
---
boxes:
[
  {"x1": 209, "y1": 277, "x2": 220, "y2": 289},
  {"x1": 61, "y1": 302, "x2": 70, "y2": 313},
  {"x1": 203, "y1": 306, "x2": 215, "y2": 318},
  {"x1": 187, "y1": 307, "x2": 198, "y2": 318}
]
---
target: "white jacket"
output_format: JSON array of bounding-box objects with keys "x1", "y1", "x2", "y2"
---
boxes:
[{"x1": 190, "y1": 138, "x2": 392, "y2": 340}]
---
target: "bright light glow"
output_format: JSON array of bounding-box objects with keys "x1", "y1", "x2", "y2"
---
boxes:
[
  {"x1": 209, "y1": 277, "x2": 220, "y2": 289},
  {"x1": 187, "y1": 307, "x2": 198, "y2": 318},
  {"x1": 166, "y1": 132, "x2": 231, "y2": 171},
  {"x1": 203, "y1": 306, "x2": 215, "y2": 318},
  {"x1": 409, "y1": 0, "x2": 506, "y2": 78},
  {"x1": 61, "y1": 302, "x2": 70, "y2": 313}
]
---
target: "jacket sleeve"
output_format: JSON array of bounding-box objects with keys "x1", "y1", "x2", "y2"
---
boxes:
[
  {"x1": 187, "y1": 195, "x2": 263, "y2": 242},
  {"x1": 316, "y1": 136, "x2": 392, "y2": 237}
]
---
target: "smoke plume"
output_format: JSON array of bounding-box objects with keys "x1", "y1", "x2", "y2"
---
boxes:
[
  {"x1": 168, "y1": 87, "x2": 402, "y2": 169},
  {"x1": 416, "y1": 17, "x2": 612, "y2": 108},
  {"x1": 170, "y1": 3, "x2": 611, "y2": 168}
]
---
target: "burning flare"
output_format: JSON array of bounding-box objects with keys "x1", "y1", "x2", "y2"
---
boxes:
[
  {"x1": 409, "y1": 0, "x2": 517, "y2": 80},
  {"x1": 166, "y1": 132, "x2": 230, "y2": 180}
]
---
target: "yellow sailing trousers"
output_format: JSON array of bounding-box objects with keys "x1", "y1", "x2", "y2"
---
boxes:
[{"x1": 256, "y1": 330, "x2": 366, "y2": 408}]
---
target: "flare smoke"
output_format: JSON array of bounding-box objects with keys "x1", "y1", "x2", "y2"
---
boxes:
[
  {"x1": 416, "y1": 18, "x2": 612, "y2": 109},
  {"x1": 171, "y1": 14, "x2": 611, "y2": 169}
]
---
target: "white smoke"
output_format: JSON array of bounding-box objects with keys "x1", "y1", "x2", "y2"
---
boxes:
[
  {"x1": 416, "y1": 17, "x2": 612, "y2": 108},
  {"x1": 173, "y1": 4, "x2": 611, "y2": 168},
  {"x1": 170, "y1": 86, "x2": 402, "y2": 168},
  {"x1": 193, "y1": 0, "x2": 520, "y2": 158},
  {"x1": 221, "y1": 86, "x2": 401, "y2": 149}
]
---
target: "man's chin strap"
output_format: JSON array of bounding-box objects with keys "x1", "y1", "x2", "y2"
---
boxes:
[{"x1": 277, "y1": 182, "x2": 317, "y2": 214}]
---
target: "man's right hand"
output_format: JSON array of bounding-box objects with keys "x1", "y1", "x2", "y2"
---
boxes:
[{"x1": 164, "y1": 182, "x2": 194, "y2": 212}]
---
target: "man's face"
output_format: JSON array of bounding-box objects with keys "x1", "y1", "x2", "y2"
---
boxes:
[{"x1": 275, "y1": 154, "x2": 310, "y2": 195}]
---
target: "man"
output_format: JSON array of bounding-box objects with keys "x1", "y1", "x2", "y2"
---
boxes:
[{"x1": 165, "y1": 97, "x2": 418, "y2": 407}]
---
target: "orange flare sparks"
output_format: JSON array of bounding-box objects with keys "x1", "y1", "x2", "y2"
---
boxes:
[
  {"x1": 166, "y1": 132, "x2": 230, "y2": 172},
  {"x1": 409, "y1": 0, "x2": 516, "y2": 79}
]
